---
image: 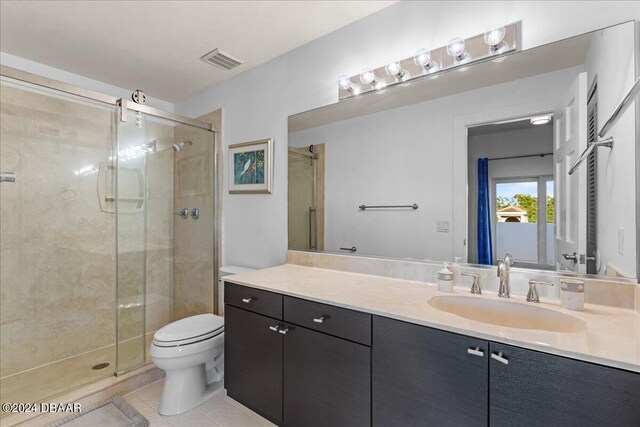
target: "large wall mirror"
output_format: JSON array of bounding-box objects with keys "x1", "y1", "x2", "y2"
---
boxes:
[{"x1": 288, "y1": 21, "x2": 638, "y2": 281}]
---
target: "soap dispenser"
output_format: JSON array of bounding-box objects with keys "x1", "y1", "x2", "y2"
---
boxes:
[{"x1": 437, "y1": 263, "x2": 454, "y2": 292}]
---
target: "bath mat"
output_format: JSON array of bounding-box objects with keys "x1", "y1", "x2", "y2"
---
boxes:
[{"x1": 47, "y1": 396, "x2": 149, "y2": 427}]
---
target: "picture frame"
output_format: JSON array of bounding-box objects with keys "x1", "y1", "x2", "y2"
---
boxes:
[{"x1": 228, "y1": 138, "x2": 273, "y2": 194}]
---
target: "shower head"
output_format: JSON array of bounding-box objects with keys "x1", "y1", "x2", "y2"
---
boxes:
[{"x1": 172, "y1": 139, "x2": 193, "y2": 152}]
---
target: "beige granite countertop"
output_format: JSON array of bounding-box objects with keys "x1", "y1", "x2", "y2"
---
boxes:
[{"x1": 226, "y1": 264, "x2": 640, "y2": 373}]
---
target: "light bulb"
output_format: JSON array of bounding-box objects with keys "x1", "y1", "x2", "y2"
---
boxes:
[
  {"x1": 414, "y1": 48, "x2": 438, "y2": 73},
  {"x1": 414, "y1": 48, "x2": 431, "y2": 67},
  {"x1": 530, "y1": 115, "x2": 552, "y2": 125},
  {"x1": 338, "y1": 74, "x2": 351, "y2": 90},
  {"x1": 484, "y1": 24, "x2": 506, "y2": 51},
  {"x1": 337, "y1": 74, "x2": 360, "y2": 95},
  {"x1": 360, "y1": 70, "x2": 378, "y2": 85},
  {"x1": 385, "y1": 61, "x2": 401, "y2": 76},
  {"x1": 385, "y1": 61, "x2": 408, "y2": 80},
  {"x1": 446, "y1": 37, "x2": 467, "y2": 62}
]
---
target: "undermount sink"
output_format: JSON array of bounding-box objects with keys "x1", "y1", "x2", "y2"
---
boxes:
[{"x1": 428, "y1": 295, "x2": 587, "y2": 333}]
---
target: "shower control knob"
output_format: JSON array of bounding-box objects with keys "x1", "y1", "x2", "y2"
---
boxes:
[
  {"x1": 190, "y1": 208, "x2": 199, "y2": 219},
  {"x1": 177, "y1": 209, "x2": 189, "y2": 219},
  {"x1": 0, "y1": 172, "x2": 16, "y2": 183}
]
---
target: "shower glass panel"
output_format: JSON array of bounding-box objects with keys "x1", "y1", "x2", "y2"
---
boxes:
[
  {"x1": 0, "y1": 78, "x2": 117, "y2": 406},
  {"x1": 115, "y1": 108, "x2": 216, "y2": 374},
  {"x1": 116, "y1": 108, "x2": 151, "y2": 373}
]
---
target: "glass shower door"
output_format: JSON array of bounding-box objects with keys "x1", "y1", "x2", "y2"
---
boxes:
[
  {"x1": 0, "y1": 78, "x2": 117, "y2": 405},
  {"x1": 115, "y1": 107, "x2": 151, "y2": 374},
  {"x1": 115, "y1": 105, "x2": 217, "y2": 374}
]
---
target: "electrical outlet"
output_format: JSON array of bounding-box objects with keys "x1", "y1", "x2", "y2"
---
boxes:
[
  {"x1": 437, "y1": 221, "x2": 450, "y2": 233},
  {"x1": 618, "y1": 228, "x2": 624, "y2": 255}
]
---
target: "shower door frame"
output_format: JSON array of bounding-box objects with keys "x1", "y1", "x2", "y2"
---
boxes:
[{"x1": 0, "y1": 64, "x2": 221, "y2": 376}]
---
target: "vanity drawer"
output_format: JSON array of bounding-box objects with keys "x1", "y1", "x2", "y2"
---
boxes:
[
  {"x1": 284, "y1": 296, "x2": 371, "y2": 346},
  {"x1": 225, "y1": 282, "x2": 283, "y2": 319}
]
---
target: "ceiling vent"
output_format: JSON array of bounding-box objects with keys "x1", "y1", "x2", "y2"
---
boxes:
[{"x1": 200, "y1": 48, "x2": 244, "y2": 71}]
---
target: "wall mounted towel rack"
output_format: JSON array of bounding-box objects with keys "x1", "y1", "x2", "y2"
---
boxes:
[
  {"x1": 569, "y1": 77, "x2": 640, "y2": 175},
  {"x1": 359, "y1": 204, "x2": 419, "y2": 210}
]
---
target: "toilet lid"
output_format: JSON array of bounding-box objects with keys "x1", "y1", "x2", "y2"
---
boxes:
[{"x1": 153, "y1": 314, "x2": 224, "y2": 343}]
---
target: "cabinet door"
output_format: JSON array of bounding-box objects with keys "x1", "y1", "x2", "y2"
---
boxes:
[
  {"x1": 284, "y1": 324, "x2": 370, "y2": 427},
  {"x1": 372, "y1": 316, "x2": 488, "y2": 427},
  {"x1": 489, "y1": 343, "x2": 640, "y2": 427},
  {"x1": 225, "y1": 305, "x2": 283, "y2": 424}
]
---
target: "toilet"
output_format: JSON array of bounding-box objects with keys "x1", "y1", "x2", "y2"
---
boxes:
[{"x1": 150, "y1": 313, "x2": 225, "y2": 416}]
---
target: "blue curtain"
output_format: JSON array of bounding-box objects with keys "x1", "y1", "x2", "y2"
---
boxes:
[{"x1": 477, "y1": 158, "x2": 493, "y2": 265}]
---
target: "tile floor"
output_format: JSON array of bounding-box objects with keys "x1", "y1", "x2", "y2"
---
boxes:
[{"x1": 123, "y1": 379, "x2": 275, "y2": 427}]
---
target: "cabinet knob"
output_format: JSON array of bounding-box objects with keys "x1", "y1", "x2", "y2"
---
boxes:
[
  {"x1": 467, "y1": 347, "x2": 484, "y2": 357},
  {"x1": 269, "y1": 325, "x2": 279, "y2": 332},
  {"x1": 313, "y1": 316, "x2": 325, "y2": 324},
  {"x1": 242, "y1": 298, "x2": 253, "y2": 303},
  {"x1": 278, "y1": 328, "x2": 289, "y2": 335},
  {"x1": 491, "y1": 351, "x2": 509, "y2": 365}
]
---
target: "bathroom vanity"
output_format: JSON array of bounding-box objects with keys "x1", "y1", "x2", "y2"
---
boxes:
[{"x1": 224, "y1": 265, "x2": 640, "y2": 427}]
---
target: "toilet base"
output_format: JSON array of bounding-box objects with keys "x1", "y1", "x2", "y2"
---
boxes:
[{"x1": 159, "y1": 364, "x2": 223, "y2": 416}]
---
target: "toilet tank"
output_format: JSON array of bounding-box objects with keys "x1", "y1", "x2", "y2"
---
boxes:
[{"x1": 219, "y1": 266, "x2": 256, "y2": 315}]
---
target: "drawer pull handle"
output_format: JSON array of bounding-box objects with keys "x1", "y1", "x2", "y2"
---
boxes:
[
  {"x1": 242, "y1": 298, "x2": 253, "y2": 303},
  {"x1": 467, "y1": 347, "x2": 484, "y2": 357},
  {"x1": 491, "y1": 351, "x2": 509, "y2": 365},
  {"x1": 278, "y1": 328, "x2": 289, "y2": 335},
  {"x1": 313, "y1": 316, "x2": 325, "y2": 323},
  {"x1": 269, "y1": 325, "x2": 279, "y2": 332}
]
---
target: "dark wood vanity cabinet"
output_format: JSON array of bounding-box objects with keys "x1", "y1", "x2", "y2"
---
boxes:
[
  {"x1": 284, "y1": 324, "x2": 371, "y2": 427},
  {"x1": 372, "y1": 316, "x2": 488, "y2": 427},
  {"x1": 224, "y1": 305, "x2": 284, "y2": 424},
  {"x1": 225, "y1": 281, "x2": 640, "y2": 427},
  {"x1": 489, "y1": 343, "x2": 640, "y2": 427},
  {"x1": 225, "y1": 283, "x2": 371, "y2": 427}
]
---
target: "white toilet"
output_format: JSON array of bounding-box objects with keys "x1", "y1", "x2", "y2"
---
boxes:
[{"x1": 150, "y1": 313, "x2": 225, "y2": 416}]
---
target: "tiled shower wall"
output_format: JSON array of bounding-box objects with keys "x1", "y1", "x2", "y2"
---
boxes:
[
  {"x1": 171, "y1": 119, "x2": 216, "y2": 320},
  {"x1": 0, "y1": 84, "x2": 117, "y2": 377}
]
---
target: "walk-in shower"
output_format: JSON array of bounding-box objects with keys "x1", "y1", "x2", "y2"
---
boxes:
[{"x1": 0, "y1": 66, "x2": 218, "y2": 410}]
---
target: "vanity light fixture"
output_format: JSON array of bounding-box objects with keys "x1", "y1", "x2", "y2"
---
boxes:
[
  {"x1": 360, "y1": 69, "x2": 385, "y2": 90},
  {"x1": 446, "y1": 37, "x2": 468, "y2": 63},
  {"x1": 530, "y1": 115, "x2": 552, "y2": 125},
  {"x1": 484, "y1": 24, "x2": 507, "y2": 52},
  {"x1": 414, "y1": 48, "x2": 438, "y2": 73},
  {"x1": 337, "y1": 21, "x2": 521, "y2": 100},
  {"x1": 337, "y1": 74, "x2": 360, "y2": 95},
  {"x1": 385, "y1": 61, "x2": 409, "y2": 81}
]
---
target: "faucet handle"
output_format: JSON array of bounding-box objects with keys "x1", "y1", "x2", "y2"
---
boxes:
[
  {"x1": 527, "y1": 280, "x2": 554, "y2": 303},
  {"x1": 504, "y1": 253, "x2": 514, "y2": 267},
  {"x1": 461, "y1": 272, "x2": 481, "y2": 295}
]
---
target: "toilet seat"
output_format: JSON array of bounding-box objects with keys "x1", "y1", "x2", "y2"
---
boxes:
[{"x1": 153, "y1": 314, "x2": 224, "y2": 347}]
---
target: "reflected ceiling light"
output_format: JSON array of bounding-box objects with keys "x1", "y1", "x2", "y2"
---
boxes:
[
  {"x1": 74, "y1": 164, "x2": 98, "y2": 177},
  {"x1": 385, "y1": 61, "x2": 409, "y2": 81},
  {"x1": 360, "y1": 70, "x2": 385, "y2": 90},
  {"x1": 530, "y1": 115, "x2": 552, "y2": 125},
  {"x1": 414, "y1": 48, "x2": 439, "y2": 73},
  {"x1": 337, "y1": 74, "x2": 360, "y2": 95},
  {"x1": 446, "y1": 37, "x2": 468, "y2": 63},
  {"x1": 484, "y1": 24, "x2": 507, "y2": 52}
]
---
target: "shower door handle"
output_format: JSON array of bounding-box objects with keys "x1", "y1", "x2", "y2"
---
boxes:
[{"x1": 0, "y1": 172, "x2": 15, "y2": 183}]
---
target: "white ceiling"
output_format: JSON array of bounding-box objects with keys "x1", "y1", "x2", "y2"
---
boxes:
[{"x1": 0, "y1": 1, "x2": 397, "y2": 102}]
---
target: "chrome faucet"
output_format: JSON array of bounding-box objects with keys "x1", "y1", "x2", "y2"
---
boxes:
[
  {"x1": 497, "y1": 261, "x2": 509, "y2": 298},
  {"x1": 526, "y1": 280, "x2": 554, "y2": 303},
  {"x1": 497, "y1": 253, "x2": 513, "y2": 298}
]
